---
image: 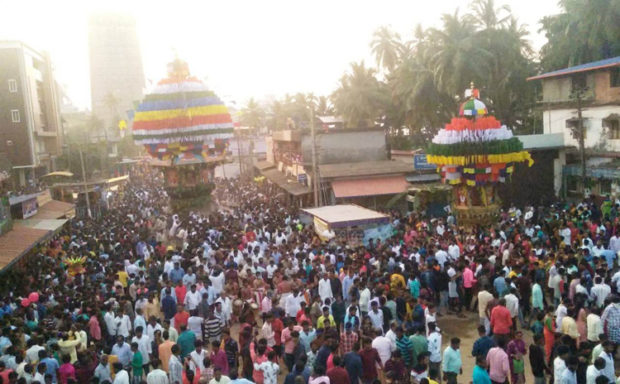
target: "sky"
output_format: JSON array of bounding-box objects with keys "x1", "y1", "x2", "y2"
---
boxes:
[{"x1": 0, "y1": 0, "x2": 561, "y2": 110}]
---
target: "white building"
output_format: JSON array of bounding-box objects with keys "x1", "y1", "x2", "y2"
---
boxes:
[{"x1": 528, "y1": 56, "x2": 620, "y2": 197}]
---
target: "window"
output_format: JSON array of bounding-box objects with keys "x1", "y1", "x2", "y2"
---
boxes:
[
  {"x1": 572, "y1": 74, "x2": 587, "y2": 92},
  {"x1": 611, "y1": 68, "x2": 620, "y2": 88},
  {"x1": 10, "y1": 109, "x2": 20, "y2": 123},
  {"x1": 7, "y1": 79, "x2": 17, "y2": 93},
  {"x1": 607, "y1": 119, "x2": 620, "y2": 139},
  {"x1": 600, "y1": 179, "x2": 612, "y2": 195},
  {"x1": 566, "y1": 176, "x2": 579, "y2": 193}
]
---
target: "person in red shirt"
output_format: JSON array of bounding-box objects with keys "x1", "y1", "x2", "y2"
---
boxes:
[
  {"x1": 175, "y1": 281, "x2": 187, "y2": 305},
  {"x1": 327, "y1": 355, "x2": 351, "y2": 384},
  {"x1": 271, "y1": 314, "x2": 284, "y2": 357},
  {"x1": 173, "y1": 305, "x2": 190, "y2": 333},
  {"x1": 490, "y1": 298, "x2": 513, "y2": 343},
  {"x1": 358, "y1": 336, "x2": 383, "y2": 383}
]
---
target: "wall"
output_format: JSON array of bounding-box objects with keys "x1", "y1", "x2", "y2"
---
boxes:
[
  {"x1": 542, "y1": 77, "x2": 575, "y2": 102},
  {"x1": 497, "y1": 150, "x2": 558, "y2": 207},
  {"x1": 543, "y1": 105, "x2": 620, "y2": 151},
  {"x1": 0, "y1": 48, "x2": 33, "y2": 167},
  {"x1": 301, "y1": 129, "x2": 387, "y2": 165},
  {"x1": 593, "y1": 70, "x2": 620, "y2": 104}
]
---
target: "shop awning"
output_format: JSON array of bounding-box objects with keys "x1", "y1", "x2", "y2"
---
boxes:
[
  {"x1": 0, "y1": 226, "x2": 50, "y2": 271},
  {"x1": 331, "y1": 176, "x2": 409, "y2": 198},
  {"x1": 261, "y1": 169, "x2": 311, "y2": 196},
  {"x1": 36, "y1": 200, "x2": 75, "y2": 219}
]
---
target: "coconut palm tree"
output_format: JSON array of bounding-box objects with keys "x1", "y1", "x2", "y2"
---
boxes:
[
  {"x1": 469, "y1": 0, "x2": 511, "y2": 30},
  {"x1": 428, "y1": 10, "x2": 493, "y2": 97},
  {"x1": 331, "y1": 62, "x2": 388, "y2": 128},
  {"x1": 370, "y1": 26, "x2": 404, "y2": 73}
]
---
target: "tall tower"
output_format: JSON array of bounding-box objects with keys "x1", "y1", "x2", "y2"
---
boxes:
[{"x1": 88, "y1": 13, "x2": 145, "y2": 143}]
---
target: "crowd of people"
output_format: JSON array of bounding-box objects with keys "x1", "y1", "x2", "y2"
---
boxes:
[{"x1": 0, "y1": 168, "x2": 619, "y2": 384}]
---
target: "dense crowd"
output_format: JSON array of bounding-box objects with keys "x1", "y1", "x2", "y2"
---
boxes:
[{"x1": 0, "y1": 169, "x2": 620, "y2": 384}]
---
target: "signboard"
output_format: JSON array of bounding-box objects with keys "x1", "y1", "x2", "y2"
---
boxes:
[
  {"x1": 21, "y1": 197, "x2": 38, "y2": 219},
  {"x1": 414, "y1": 154, "x2": 437, "y2": 170}
]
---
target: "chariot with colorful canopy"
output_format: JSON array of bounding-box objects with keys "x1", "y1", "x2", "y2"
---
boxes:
[
  {"x1": 132, "y1": 59, "x2": 234, "y2": 211},
  {"x1": 426, "y1": 84, "x2": 533, "y2": 226}
]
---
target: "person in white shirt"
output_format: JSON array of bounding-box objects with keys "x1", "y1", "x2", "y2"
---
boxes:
[
  {"x1": 368, "y1": 302, "x2": 384, "y2": 335},
  {"x1": 359, "y1": 286, "x2": 371, "y2": 315},
  {"x1": 435, "y1": 249, "x2": 448, "y2": 269},
  {"x1": 134, "y1": 308, "x2": 147, "y2": 332},
  {"x1": 113, "y1": 363, "x2": 130, "y2": 384},
  {"x1": 131, "y1": 327, "x2": 152, "y2": 373},
  {"x1": 447, "y1": 243, "x2": 460, "y2": 262},
  {"x1": 586, "y1": 308, "x2": 603, "y2": 343},
  {"x1": 266, "y1": 261, "x2": 278, "y2": 279},
  {"x1": 261, "y1": 315, "x2": 276, "y2": 347},
  {"x1": 427, "y1": 322, "x2": 442, "y2": 377},
  {"x1": 190, "y1": 341, "x2": 207, "y2": 372},
  {"x1": 146, "y1": 359, "x2": 169, "y2": 384},
  {"x1": 147, "y1": 318, "x2": 163, "y2": 342},
  {"x1": 586, "y1": 358, "x2": 606, "y2": 384},
  {"x1": 209, "y1": 269, "x2": 225, "y2": 295},
  {"x1": 285, "y1": 290, "x2": 303, "y2": 319},
  {"x1": 504, "y1": 288, "x2": 520, "y2": 329},
  {"x1": 104, "y1": 307, "x2": 117, "y2": 339},
  {"x1": 187, "y1": 310, "x2": 204, "y2": 340},
  {"x1": 184, "y1": 285, "x2": 202, "y2": 311},
  {"x1": 590, "y1": 277, "x2": 611, "y2": 308},
  {"x1": 318, "y1": 275, "x2": 333, "y2": 304},
  {"x1": 114, "y1": 309, "x2": 132, "y2": 338},
  {"x1": 598, "y1": 341, "x2": 615, "y2": 383},
  {"x1": 553, "y1": 346, "x2": 569, "y2": 384},
  {"x1": 371, "y1": 333, "x2": 394, "y2": 365}
]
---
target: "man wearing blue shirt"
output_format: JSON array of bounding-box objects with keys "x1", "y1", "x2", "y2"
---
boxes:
[
  {"x1": 111, "y1": 336, "x2": 132, "y2": 367},
  {"x1": 472, "y1": 355, "x2": 492, "y2": 384},
  {"x1": 39, "y1": 350, "x2": 59, "y2": 384},
  {"x1": 442, "y1": 337, "x2": 462, "y2": 384},
  {"x1": 169, "y1": 262, "x2": 185, "y2": 284}
]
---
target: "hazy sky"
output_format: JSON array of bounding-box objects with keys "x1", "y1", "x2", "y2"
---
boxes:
[{"x1": 0, "y1": 0, "x2": 561, "y2": 109}]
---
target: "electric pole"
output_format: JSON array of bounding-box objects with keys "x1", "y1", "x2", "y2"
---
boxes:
[
  {"x1": 575, "y1": 89, "x2": 587, "y2": 196},
  {"x1": 311, "y1": 108, "x2": 320, "y2": 207},
  {"x1": 79, "y1": 148, "x2": 92, "y2": 218}
]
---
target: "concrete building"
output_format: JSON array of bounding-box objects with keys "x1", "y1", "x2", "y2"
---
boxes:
[
  {"x1": 0, "y1": 41, "x2": 63, "y2": 186},
  {"x1": 256, "y1": 127, "x2": 414, "y2": 209},
  {"x1": 528, "y1": 56, "x2": 620, "y2": 197},
  {"x1": 88, "y1": 13, "x2": 145, "y2": 143}
]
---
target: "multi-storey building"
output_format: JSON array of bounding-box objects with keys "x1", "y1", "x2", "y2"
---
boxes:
[{"x1": 0, "y1": 41, "x2": 63, "y2": 186}]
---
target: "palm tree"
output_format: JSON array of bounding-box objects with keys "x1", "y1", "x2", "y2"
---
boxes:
[
  {"x1": 469, "y1": 0, "x2": 511, "y2": 30},
  {"x1": 331, "y1": 62, "x2": 388, "y2": 128},
  {"x1": 370, "y1": 26, "x2": 404, "y2": 73},
  {"x1": 315, "y1": 96, "x2": 334, "y2": 116},
  {"x1": 539, "y1": 0, "x2": 620, "y2": 71},
  {"x1": 240, "y1": 98, "x2": 265, "y2": 129},
  {"x1": 428, "y1": 10, "x2": 493, "y2": 96}
]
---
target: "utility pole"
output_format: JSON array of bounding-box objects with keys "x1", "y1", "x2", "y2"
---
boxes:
[
  {"x1": 79, "y1": 148, "x2": 92, "y2": 218},
  {"x1": 310, "y1": 108, "x2": 320, "y2": 207},
  {"x1": 236, "y1": 131, "x2": 243, "y2": 178},
  {"x1": 575, "y1": 89, "x2": 587, "y2": 196}
]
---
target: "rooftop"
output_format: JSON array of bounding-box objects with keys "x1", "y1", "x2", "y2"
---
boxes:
[
  {"x1": 319, "y1": 160, "x2": 414, "y2": 179},
  {"x1": 302, "y1": 204, "x2": 389, "y2": 228},
  {"x1": 527, "y1": 56, "x2": 620, "y2": 81}
]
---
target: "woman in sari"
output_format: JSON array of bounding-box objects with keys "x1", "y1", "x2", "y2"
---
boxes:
[{"x1": 543, "y1": 306, "x2": 556, "y2": 361}]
